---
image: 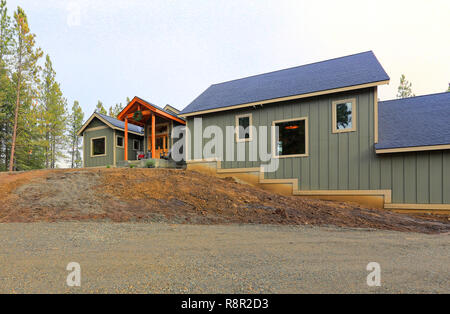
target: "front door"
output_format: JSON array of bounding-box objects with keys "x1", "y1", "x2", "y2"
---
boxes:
[{"x1": 148, "y1": 134, "x2": 168, "y2": 159}]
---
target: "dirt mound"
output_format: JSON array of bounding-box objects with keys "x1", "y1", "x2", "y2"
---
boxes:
[{"x1": 0, "y1": 168, "x2": 449, "y2": 234}]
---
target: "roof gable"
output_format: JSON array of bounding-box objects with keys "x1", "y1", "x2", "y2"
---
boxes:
[
  {"x1": 117, "y1": 96, "x2": 185, "y2": 124},
  {"x1": 180, "y1": 51, "x2": 390, "y2": 116},
  {"x1": 77, "y1": 112, "x2": 144, "y2": 136},
  {"x1": 376, "y1": 92, "x2": 450, "y2": 151}
]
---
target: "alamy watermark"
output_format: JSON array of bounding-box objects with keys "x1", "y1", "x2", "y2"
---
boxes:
[
  {"x1": 366, "y1": 262, "x2": 381, "y2": 287},
  {"x1": 170, "y1": 118, "x2": 281, "y2": 173},
  {"x1": 66, "y1": 262, "x2": 81, "y2": 287}
]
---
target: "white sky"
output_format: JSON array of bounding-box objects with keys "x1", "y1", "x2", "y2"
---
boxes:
[{"x1": 6, "y1": 0, "x2": 450, "y2": 114}]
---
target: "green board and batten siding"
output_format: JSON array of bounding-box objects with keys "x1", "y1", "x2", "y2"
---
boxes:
[
  {"x1": 82, "y1": 117, "x2": 142, "y2": 168},
  {"x1": 187, "y1": 87, "x2": 450, "y2": 205},
  {"x1": 83, "y1": 127, "x2": 115, "y2": 167}
]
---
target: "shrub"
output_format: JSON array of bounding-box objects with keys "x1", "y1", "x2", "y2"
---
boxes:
[
  {"x1": 129, "y1": 164, "x2": 136, "y2": 169},
  {"x1": 106, "y1": 165, "x2": 110, "y2": 168},
  {"x1": 145, "y1": 160, "x2": 155, "y2": 168}
]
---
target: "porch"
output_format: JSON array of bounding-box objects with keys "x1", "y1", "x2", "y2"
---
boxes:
[{"x1": 117, "y1": 97, "x2": 186, "y2": 161}]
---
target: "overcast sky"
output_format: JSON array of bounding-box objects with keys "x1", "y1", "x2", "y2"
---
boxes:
[{"x1": 5, "y1": 0, "x2": 450, "y2": 115}]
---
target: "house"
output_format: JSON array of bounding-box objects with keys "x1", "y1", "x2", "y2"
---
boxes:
[
  {"x1": 178, "y1": 51, "x2": 450, "y2": 212},
  {"x1": 78, "y1": 97, "x2": 185, "y2": 167}
]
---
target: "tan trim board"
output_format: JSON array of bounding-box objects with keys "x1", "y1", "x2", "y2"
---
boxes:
[
  {"x1": 374, "y1": 87, "x2": 379, "y2": 144},
  {"x1": 113, "y1": 131, "x2": 117, "y2": 166},
  {"x1": 294, "y1": 189, "x2": 392, "y2": 204},
  {"x1": 376, "y1": 144, "x2": 450, "y2": 154},
  {"x1": 90, "y1": 136, "x2": 107, "y2": 158},
  {"x1": 185, "y1": 120, "x2": 190, "y2": 161},
  {"x1": 115, "y1": 134, "x2": 124, "y2": 148},
  {"x1": 235, "y1": 113, "x2": 253, "y2": 142},
  {"x1": 332, "y1": 98, "x2": 357, "y2": 133},
  {"x1": 384, "y1": 203, "x2": 450, "y2": 210},
  {"x1": 84, "y1": 126, "x2": 109, "y2": 132},
  {"x1": 164, "y1": 104, "x2": 180, "y2": 114},
  {"x1": 272, "y1": 117, "x2": 309, "y2": 158},
  {"x1": 186, "y1": 158, "x2": 220, "y2": 164},
  {"x1": 82, "y1": 133, "x2": 86, "y2": 168},
  {"x1": 179, "y1": 80, "x2": 390, "y2": 117}
]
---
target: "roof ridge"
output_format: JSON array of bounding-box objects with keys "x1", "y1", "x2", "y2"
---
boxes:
[
  {"x1": 211, "y1": 51, "x2": 374, "y2": 86},
  {"x1": 380, "y1": 91, "x2": 450, "y2": 103}
]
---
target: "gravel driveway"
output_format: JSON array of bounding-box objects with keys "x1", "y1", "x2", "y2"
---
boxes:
[{"x1": 0, "y1": 222, "x2": 448, "y2": 293}]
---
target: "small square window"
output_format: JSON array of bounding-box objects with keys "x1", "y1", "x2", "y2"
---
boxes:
[
  {"x1": 273, "y1": 118, "x2": 308, "y2": 157},
  {"x1": 332, "y1": 99, "x2": 356, "y2": 133},
  {"x1": 116, "y1": 136, "x2": 124, "y2": 148},
  {"x1": 92, "y1": 137, "x2": 106, "y2": 156},
  {"x1": 235, "y1": 114, "x2": 252, "y2": 142},
  {"x1": 133, "y1": 139, "x2": 140, "y2": 150}
]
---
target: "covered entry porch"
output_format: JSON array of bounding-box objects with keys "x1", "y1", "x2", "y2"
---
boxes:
[{"x1": 117, "y1": 97, "x2": 186, "y2": 160}]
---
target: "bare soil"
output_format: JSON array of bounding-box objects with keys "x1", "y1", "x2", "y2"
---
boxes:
[{"x1": 0, "y1": 168, "x2": 448, "y2": 234}]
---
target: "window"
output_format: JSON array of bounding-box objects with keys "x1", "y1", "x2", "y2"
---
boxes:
[
  {"x1": 272, "y1": 118, "x2": 308, "y2": 158},
  {"x1": 332, "y1": 98, "x2": 356, "y2": 133},
  {"x1": 133, "y1": 139, "x2": 140, "y2": 151},
  {"x1": 91, "y1": 137, "x2": 106, "y2": 156},
  {"x1": 235, "y1": 113, "x2": 253, "y2": 142},
  {"x1": 116, "y1": 136, "x2": 124, "y2": 148}
]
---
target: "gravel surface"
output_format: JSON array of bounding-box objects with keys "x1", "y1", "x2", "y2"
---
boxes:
[{"x1": 0, "y1": 222, "x2": 448, "y2": 293}]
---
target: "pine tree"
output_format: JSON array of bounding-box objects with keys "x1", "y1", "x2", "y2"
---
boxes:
[
  {"x1": 0, "y1": 0, "x2": 13, "y2": 170},
  {"x1": 108, "y1": 103, "x2": 123, "y2": 118},
  {"x1": 9, "y1": 6, "x2": 42, "y2": 171},
  {"x1": 38, "y1": 55, "x2": 67, "y2": 168},
  {"x1": 68, "y1": 100, "x2": 84, "y2": 168},
  {"x1": 95, "y1": 100, "x2": 107, "y2": 115},
  {"x1": 397, "y1": 74, "x2": 415, "y2": 98},
  {"x1": 0, "y1": 0, "x2": 12, "y2": 61}
]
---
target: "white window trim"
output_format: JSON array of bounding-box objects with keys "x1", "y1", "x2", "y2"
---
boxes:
[
  {"x1": 332, "y1": 98, "x2": 357, "y2": 133},
  {"x1": 116, "y1": 135, "x2": 124, "y2": 148},
  {"x1": 235, "y1": 113, "x2": 253, "y2": 142},
  {"x1": 272, "y1": 117, "x2": 309, "y2": 158},
  {"x1": 132, "y1": 139, "x2": 141, "y2": 151},
  {"x1": 90, "y1": 136, "x2": 107, "y2": 157}
]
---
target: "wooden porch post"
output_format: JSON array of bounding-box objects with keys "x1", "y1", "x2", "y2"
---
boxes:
[
  {"x1": 124, "y1": 118, "x2": 128, "y2": 161},
  {"x1": 151, "y1": 113, "x2": 156, "y2": 159}
]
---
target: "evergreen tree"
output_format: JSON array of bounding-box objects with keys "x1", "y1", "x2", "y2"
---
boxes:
[
  {"x1": 0, "y1": 0, "x2": 12, "y2": 61},
  {"x1": 38, "y1": 54, "x2": 67, "y2": 168},
  {"x1": 68, "y1": 100, "x2": 83, "y2": 168},
  {"x1": 9, "y1": 6, "x2": 42, "y2": 171},
  {"x1": 108, "y1": 103, "x2": 123, "y2": 118},
  {"x1": 95, "y1": 100, "x2": 107, "y2": 115},
  {"x1": 397, "y1": 74, "x2": 415, "y2": 98},
  {"x1": 0, "y1": 0, "x2": 13, "y2": 170}
]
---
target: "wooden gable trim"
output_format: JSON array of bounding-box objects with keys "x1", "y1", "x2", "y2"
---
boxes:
[{"x1": 118, "y1": 96, "x2": 186, "y2": 125}]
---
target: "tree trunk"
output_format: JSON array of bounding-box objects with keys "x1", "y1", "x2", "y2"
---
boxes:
[{"x1": 9, "y1": 78, "x2": 21, "y2": 171}]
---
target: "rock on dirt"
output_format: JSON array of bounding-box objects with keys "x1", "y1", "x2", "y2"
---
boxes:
[{"x1": 0, "y1": 168, "x2": 449, "y2": 234}]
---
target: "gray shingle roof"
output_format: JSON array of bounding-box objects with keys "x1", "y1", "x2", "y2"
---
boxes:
[
  {"x1": 376, "y1": 92, "x2": 450, "y2": 150},
  {"x1": 97, "y1": 113, "x2": 144, "y2": 135},
  {"x1": 180, "y1": 51, "x2": 389, "y2": 115}
]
